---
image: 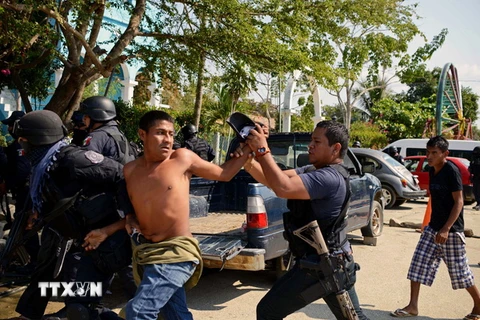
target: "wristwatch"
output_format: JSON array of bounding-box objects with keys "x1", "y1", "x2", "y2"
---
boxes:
[{"x1": 256, "y1": 146, "x2": 270, "y2": 158}]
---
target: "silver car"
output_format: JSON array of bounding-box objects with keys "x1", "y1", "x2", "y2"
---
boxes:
[{"x1": 351, "y1": 148, "x2": 427, "y2": 209}]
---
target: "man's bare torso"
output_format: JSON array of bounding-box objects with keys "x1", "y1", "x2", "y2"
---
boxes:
[{"x1": 124, "y1": 151, "x2": 192, "y2": 242}]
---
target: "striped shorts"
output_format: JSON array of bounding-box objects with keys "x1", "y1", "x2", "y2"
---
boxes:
[{"x1": 407, "y1": 225, "x2": 475, "y2": 289}]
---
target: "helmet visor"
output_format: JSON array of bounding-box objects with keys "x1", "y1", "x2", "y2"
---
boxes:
[{"x1": 12, "y1": 119, "x2": 22, "y2": 138}]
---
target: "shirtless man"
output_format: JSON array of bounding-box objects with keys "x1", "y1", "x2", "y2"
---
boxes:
[{"x1": 123, "y1": 110, "x2": 251, "y2": 320}]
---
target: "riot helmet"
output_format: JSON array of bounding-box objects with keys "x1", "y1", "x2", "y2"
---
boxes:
[
  {"x1": 388, "y1": 146, "x2": 398, "y2": 156},
  {"x1": 353, "y1": 141, "x2": 361, "y2": 148},
  {"x1": 473, "y1": 146, "x2": 480, "y2": 155},
  {"x1": 181, "y1": 124, "x2": 197, "y2": 139},
  {"x1": 1, "y1": 110, "x2": 25, "y2": 126},
  {"x1": 13, "y1": 110, "x2": 67, "y2": 146},
  {"x1": 79, "y1": 96, "x2": 116, "y2": 122},
  {"x1": 71, "y1": 111, "x2": 86, "y2": 127}
]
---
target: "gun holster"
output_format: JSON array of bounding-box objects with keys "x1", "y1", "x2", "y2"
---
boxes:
[{"x1": 299, "y1": 254, "x2": 359, "y2": 292}]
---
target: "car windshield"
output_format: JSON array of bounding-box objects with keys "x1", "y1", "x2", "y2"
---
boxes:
[{"x1": 382, "y1": 153, "x2": 404, "y2": 168}]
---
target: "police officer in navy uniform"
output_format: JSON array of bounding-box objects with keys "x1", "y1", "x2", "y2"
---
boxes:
[
  {"x1": 0, "y1": 111, "x2": 38, "y2": 273},
  {"x1": 77, "y1": 96, "x2": 137, "y2": 300},
  {"x1": 78, "y1": 96, "x2": 136, "y2": 164},
  {"x1": 12, "y1": 110, "x2": 131, "y2": 320},
  {"x1": 178, "y1": 123, "x2": 215, "y2": 162}
]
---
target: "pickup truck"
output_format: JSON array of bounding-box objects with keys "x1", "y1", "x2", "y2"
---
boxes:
[{"x1": 189, "y1": 132, "x2": 385, "y2": 273}]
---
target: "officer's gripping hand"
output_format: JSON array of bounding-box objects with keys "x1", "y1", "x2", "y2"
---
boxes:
[
  {"x1": 26, "y1": 210, "x2": 38, "y2": 230},
  {"x1": 83, "y1": 229, "x2": 108, "y2": 251},
  {"x1": 125, "y1": 213, "x2": 141, "y2": 235}
]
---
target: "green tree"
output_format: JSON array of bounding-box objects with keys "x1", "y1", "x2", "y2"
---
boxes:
[
  {"x1": 370, "y1": 98, "x2": 435, "y2": 142},
  {"x1": 349, "y1": 121, "x2": 388, "y2": 149},
  {"x1": 305, "y1": 1, "x2": 447, "y2": 129},
  {"x1": 462, "y1": 86, "x2": 479, "y2": 124},
  {"x1": 398, "y1": 66, "x2": 479, "y2": 132},
  {"x1": 291, "y1": 96, "x2": 314, "y2": 132},
  {"x1": 1, "y1": 0, "x2": 315, "y2": 123},
  {"x1": 0, "y1": 0, "x2": 147, "y2": 118}
]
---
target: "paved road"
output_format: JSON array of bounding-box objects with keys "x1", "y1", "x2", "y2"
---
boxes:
[{"x1": 2, "y1": 199, "x2": 480, "y2": 319}]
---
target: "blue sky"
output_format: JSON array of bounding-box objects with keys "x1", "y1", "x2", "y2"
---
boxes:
[{"x1": 411, "y1": 0, "x2": 480, "y2": 94}]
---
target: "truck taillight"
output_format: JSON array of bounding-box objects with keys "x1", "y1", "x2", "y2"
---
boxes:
[{"x1": 247, "y1": 196, "x2": 268, "y2": 229}]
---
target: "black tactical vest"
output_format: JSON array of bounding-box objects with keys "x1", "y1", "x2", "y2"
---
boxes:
[
  {"x1": 283, "y1": 164, "x2": 351, "y2": 257},
  {"x1": 184, "y1": 137, "x2": 209, "y2": 161},
  {"x1": 39, "y1": 146, "x2": 120, "y2": 238},
  {"x1": 96, "y1": 125, "x2": 135, "y2": 164}
]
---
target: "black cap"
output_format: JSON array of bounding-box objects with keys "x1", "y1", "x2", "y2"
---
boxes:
[
  {"x1": 226, "y1": 112, "x2": 256, "y2": 142},
  {"x1": 1, "y1": 110, "x2": 25, "y2": 125}
]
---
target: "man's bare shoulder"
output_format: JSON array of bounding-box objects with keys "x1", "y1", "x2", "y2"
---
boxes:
[
  {"x1": 124, "y1": 156, "x2": 143, "y2": 177},
  {"x1": 171, "y1": 147, "x2": 193, "y2": 157}
]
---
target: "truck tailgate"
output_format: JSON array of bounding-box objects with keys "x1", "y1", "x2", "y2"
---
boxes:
[
  {"x1": 190, "y1": 211, "x2": 245, "y2": 235},
  {"x1": 191, "y1": 212, "x2": 246, "y2": 262}
]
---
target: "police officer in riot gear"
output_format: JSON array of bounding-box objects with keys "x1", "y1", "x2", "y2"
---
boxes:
[
  {"x1": 0, "y1": 111, "x2": 38, "y2": 273},
  {"x1": 177, "y1": 123, "x2": 215, "y2": 162},
  {"x1": 11, "y1": 110, "x2": 131, "y2": 320},
  {"x1": 0, "y1": 111, "x2": 31, "y2": 220},
  {"x1": 78, "y1": 96, "x2": 136, "y2": 164},
  {"x1": 78, "y1": 96, "x2": 137, "y2": 300},
  {"x1": 386, "y1": 145, "x2": 404, "y2": 164}
]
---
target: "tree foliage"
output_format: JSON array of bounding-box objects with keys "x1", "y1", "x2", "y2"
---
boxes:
[
  {"x1": 349, "y1": 121, "x2": 388, "y2": 149},
  {"x1": 0, "y1": 0, "x2": 450, "y2": 134},
  {"x1": 304, "y1": 1, "x2": 447, "y2": 129},
  {"x1": 370, "y1": 98, "x2": 435, "y2": 142}
]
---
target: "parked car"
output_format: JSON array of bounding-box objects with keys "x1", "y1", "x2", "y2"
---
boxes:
[
  {"x1": 351, "y1": 148, "x2": 427, "y2": 209},
  {"x1": 404, "y1": 155, "x2": 474, "y2": 204}
]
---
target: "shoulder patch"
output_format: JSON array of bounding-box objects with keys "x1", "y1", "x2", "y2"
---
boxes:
[
  {"x1": 84, "y1": 150, "x2": 104, "y2": 164},
  {"x1": 83, "y1": 136, "x2": 93, "y2": 146}
]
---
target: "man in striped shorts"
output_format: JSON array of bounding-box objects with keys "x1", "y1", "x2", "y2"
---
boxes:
[{"x1": 391, "y1": 136, "x2": 480, "y2": 319}]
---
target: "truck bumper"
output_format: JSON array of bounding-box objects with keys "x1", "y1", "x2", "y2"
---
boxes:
[{"x1": 203, "y1": 248, "x2": 266, "y2": 271}]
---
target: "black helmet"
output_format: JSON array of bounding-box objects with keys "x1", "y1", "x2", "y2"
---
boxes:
[
  {"x1": 388, "y1": 146, "x2": 398, "y2": 155},
  {"x1": 79, "y1": 96, "x2": 116, "y2": 121},
  {"x1": 181, "y1": 124, "x2": 197, "y2": 137},
  {"x1": 226, "y1": 112, "x2": 256, "y2": 142},
  {"x1": 353, "y1": 141, "x2": 361, "y2": 148},
  {"x1": 474, "y1": 146, "x2": 480, "y2": 154},
  {"x1": 2, "y1": 110, "x2": 26, "y2": 125},
  {"x1": 13, "y1": 110, "x2": 67, "y2": 146},
  {"x1": 71, "y1": 111, "x2": 85, "y2": 126}
]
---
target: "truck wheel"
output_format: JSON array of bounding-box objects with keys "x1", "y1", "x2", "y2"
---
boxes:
[
  {"x1": 382, "y1": 185, "x2": 397, "y2": 209},
  {"x1": 361, "y1": 200, "x2": 383, "y2": 237},
  {"x1": 275, "y1": 251, "x2": 294, "y2": 279}
]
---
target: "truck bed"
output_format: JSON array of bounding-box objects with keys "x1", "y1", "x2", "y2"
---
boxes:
[{"x1": 189, "y1": 211, "x2": 246, "y2": 235}]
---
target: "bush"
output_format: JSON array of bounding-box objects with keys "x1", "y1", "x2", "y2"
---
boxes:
[{"x1": 350, "y1": 121, "x2": 388, "y2": 149}]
